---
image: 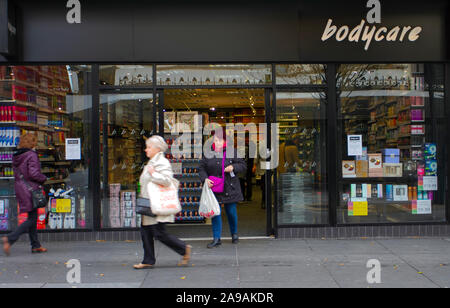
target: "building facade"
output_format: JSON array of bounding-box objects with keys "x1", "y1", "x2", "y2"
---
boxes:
[{"x1": 0, "y1": 0, "x2": 449, "y2": 240}]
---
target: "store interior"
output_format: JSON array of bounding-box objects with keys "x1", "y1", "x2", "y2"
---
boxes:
[{"x1": 0, "y1": 65, "x2": 91, "y2": 232}]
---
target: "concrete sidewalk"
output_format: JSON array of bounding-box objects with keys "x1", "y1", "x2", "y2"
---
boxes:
[{"x1": 0, "y1": 237, "x2": 449, "y2": 288}]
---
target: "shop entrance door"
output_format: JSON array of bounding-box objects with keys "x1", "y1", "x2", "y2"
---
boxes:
[{"x1": 159, "y1": 88, "x2": 274, "y2": 236}]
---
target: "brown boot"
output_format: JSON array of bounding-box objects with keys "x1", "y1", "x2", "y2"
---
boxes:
[
  {"x1": 31, "y1": 247, "x2": 48, "y2": 254},
  {"x1": 2, "y1": 237, "x2": 10, "y2": 256}
]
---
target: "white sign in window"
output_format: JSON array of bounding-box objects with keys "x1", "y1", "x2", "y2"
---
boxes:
[{"x1": 66, "y1": 138, "x2": 81, "y2": 160}]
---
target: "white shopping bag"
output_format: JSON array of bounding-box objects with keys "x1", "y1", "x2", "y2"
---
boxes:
[
  {"x1": 147, "y1": 180, "x2": 182, "y2": 216},
  {"x1": 199, "y1": 181, "x2": 221, "y2": 218}
]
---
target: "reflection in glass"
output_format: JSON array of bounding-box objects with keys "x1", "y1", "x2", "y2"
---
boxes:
[
  {"x1": 156, "y1": 65, "x2": 272, "y2": 86},
  {"x1": 277, "y1": 92, "x2": 328, "y2": 225},
  {"x1": 100, "y1": 94, "x2": 153, "y2": 228},
  {"x1": 276, "y1": 64, "x2": 326, "y2": 85},
  {"x1": 100, "y1": 65, "x2": 153, "y2": 86}
]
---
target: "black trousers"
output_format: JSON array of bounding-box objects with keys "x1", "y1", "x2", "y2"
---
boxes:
[
  {"x1": 7, "y1": 208, "x2": 41, "y2": 249},
  {"x1": 140, "y1": 223, "x2": 187, "y2": 265}
]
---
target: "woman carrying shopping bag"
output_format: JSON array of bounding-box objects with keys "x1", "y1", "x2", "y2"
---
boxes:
[
  {"x1": 134, "y1": 135, "x2": 191, "y2": 269},
  {"x1": 199, "y1": 131, "x2": 246, "y2": 248},
  {"x1": 2, "y1": 133, "x2": 48, "y2": 256}
]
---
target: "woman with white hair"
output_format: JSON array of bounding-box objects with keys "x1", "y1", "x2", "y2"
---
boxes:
[{"x1": 133, "y1": 135, "x2": 191, "y2": 269}]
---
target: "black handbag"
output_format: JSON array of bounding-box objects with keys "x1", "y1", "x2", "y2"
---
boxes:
[
  {"x1": 136, "y1": 197, "x2": 156, "y2": 217},
  {"x1": 17, "y1": 170, "x2": 47, "y2": 209}
]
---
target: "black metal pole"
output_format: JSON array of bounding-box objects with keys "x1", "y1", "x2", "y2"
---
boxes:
[
  {"x1": 326, "y1": 63, "x2": 338, "y2": 227},
  {"x1": 445, "y1": 63, "x2": 450, "y2": 224},
  {"x1": 91, "y1": 64, "x2": 101, "y2": 230}
]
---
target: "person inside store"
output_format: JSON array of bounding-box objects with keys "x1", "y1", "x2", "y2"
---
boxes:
[
  {"x1": 199, "y1": 130, "x2": 247, "y2": 248},
  {"x1": 284, "y1": 137, "x2": 301, "y2": 173},
  {"x1": 2, "y1": 133, "x2": 48, "y2": 256},
  {"x1": 134, "y1": 135, "x2": 192, "y2": 269}
]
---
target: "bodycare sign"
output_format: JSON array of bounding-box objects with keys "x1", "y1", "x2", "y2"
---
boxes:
[
  {"x1": 321, "y1": 0, "x2": 422, "y2": 51},
  {"x1": 297, "y1": 0, "x2": 445, "y2": 62}
]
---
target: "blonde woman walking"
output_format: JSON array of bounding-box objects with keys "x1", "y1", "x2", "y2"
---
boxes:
[{"x1": 134, "y1": 135, "x2": 191, "y2": 269}]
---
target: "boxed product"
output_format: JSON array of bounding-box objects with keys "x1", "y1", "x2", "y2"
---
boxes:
[
  {"x1": 411, "y1": 109, "x2": 424, "y2": 121},
  {"x1": 412, "y1": 149, "x2": 424, "y2": 160},
  {"x1": 37, "y1": 208, "x2": 46, "y2": 230},
  {"x1": 368, "y1": 153, "x2": 383, "y2": 177},
  {"x1": 382, "y1": 149, "x2": 400, "y2": 164},
  {"x1": 411, "y1": 96, "x2": 425, "y2": 106},
  {"x1": 386, "y1": 184, "x2": 394, "y2": 201},
  {"x1": 342, "y1": 160, "x2": 356, "y2": 178},
  {"x1": 411, "y1": 125, "x2": 425, "y2": 135},
  {"x1": 383, "y1": 163, "x2": 403, "y2": 177},
  {"x1": 0, "y1": 199, "x2": 8, "y2": 231},
  {"x1": 0, "y1": 220, "x2": 8, "y2": 231},
  {"x1": 425, "y1": 160, "x2": 437, "y2": 176},
  {"x1": 393, "y1": 185, "x2": 409, "y2": 201},
  {"x1": 356, "y1": 160, "x2": 368, "y2": 178},
  {"x1": 424, "y1": 143, "x2": 437, "y2": 160}
]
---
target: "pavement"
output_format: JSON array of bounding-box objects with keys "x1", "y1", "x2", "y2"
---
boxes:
[{"x1": 0, "y1": 237, "x2": 450, "y2": 288}]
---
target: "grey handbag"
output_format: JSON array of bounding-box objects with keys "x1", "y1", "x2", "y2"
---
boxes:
[{"x1": 136, "y1": 197, "x2": 156, "y2": 217}]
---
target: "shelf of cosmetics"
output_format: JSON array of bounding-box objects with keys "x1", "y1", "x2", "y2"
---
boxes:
[
  {"x1": 343, "y1": 144, "x2": 437, "y2": 178},
  {"x1": 369, "y1": 96, "x2": 425, "y2": 121},
  {"x1": 342, "y1": 183, "x2": 435, "y2": 203},
  {"x1": 175, "y1": 210, "x2": 205, "y2": 222}
]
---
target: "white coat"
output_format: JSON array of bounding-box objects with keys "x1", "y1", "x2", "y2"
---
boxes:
[{"x1": 139, "y1": 151, "x2": 179, "y2": 226}]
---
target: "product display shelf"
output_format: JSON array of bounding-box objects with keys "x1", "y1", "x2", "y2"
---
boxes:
[{"x1": 165, "y1": 133, "x2": 205, "y2": 224}]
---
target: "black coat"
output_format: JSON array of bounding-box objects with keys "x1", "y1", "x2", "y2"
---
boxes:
[{"x1": 199, "y1": 152, "x2": 247, "y2": 205}]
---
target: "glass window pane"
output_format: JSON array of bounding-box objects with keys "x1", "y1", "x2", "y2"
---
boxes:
[
  {"x1": 156, "y1": 64, "x2": 272, "y2": 86},
  {"x1": 100, "y1": 94, "x2": 154, "y2": 229},
  {"x1": 276, "y1": 64, "x2": 326, "y2": 85},
  {"x1": 0, "y1": 65, "x2": 93, "y2": 231},
  {"x1": 100, "y1": 65, "x2": 153, "y2": 86},
  {"x1": 277, "y1": 92, "x2": 328, "y2": 225},
  {"x1": 337, "y1": 64, "x2": 446, "y2": 224}
]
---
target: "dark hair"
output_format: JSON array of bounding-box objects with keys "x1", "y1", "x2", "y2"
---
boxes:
[
  {"x1": 18, "y1": 133, "x2": 37, "y2": 149},
  {"x1": 211, "y1": 128, "x2": 227, "y2": 141}
]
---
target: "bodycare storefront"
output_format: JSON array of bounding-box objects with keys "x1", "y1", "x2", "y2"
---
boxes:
[{"x1": 0, "y1": 0, "x2": 449, "y2": 240}]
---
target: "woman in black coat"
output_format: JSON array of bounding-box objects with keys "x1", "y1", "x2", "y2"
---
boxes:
[{"x1": 199, "y1": 132, "x2": 246, "y2": 248}]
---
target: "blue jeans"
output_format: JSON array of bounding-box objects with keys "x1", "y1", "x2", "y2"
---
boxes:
[{"x1": 211, "y1": 203, "x2": 238, "y2": 240}]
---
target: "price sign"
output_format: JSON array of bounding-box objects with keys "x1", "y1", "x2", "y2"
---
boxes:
[
  {"x1": 56, "y1": 199, "x2": 72, "y2": 213},
  {"x1": 423, "y1": 176, "x2": 438, "y2": 191}
]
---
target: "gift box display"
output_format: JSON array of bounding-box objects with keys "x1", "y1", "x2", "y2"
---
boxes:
[
  {"x1": 342, "y1": 160, "x2": 356, "y2": 178},
  {"x1": 368, "y1": 154, "x2": 383, "y2": 177},
  {"x1": 382, "y1": 149, "x2": 400, "y2": 164}
]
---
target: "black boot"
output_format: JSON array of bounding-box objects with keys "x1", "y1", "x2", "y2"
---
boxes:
[
  {"x1": 207, "y1": 238, "x2": 222, "y2": 249},
  {"x1": 232, "y1": 234, "x2": 239, "y2": 244}
]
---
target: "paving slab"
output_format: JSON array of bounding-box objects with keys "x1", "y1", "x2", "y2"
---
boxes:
[{"x1": 0, "y1": 238, "x2": 449, "y2": 288}]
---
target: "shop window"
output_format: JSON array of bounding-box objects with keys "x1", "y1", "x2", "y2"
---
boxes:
[
  {"x1": 277, "y1": 91, "x2": 328, "y2": 225},
  {"x1": 156, "y1": 65, "x2": 272, "y2": 86},
  {"x1": 100, "y1": 94, "x2": 154, "y2": 228},
  {"x1": 276, "y1": 64, "x2": 326, "y2": 85},
  {"x1": 337, "y1": 64, "x2": 446, "y2": 224},
  {"x1": 99, "y1": 65, "x2": 153, "y2": 86},
  {"x1": 0, "y1": 65, "x2": 93, "y2": 231}
]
